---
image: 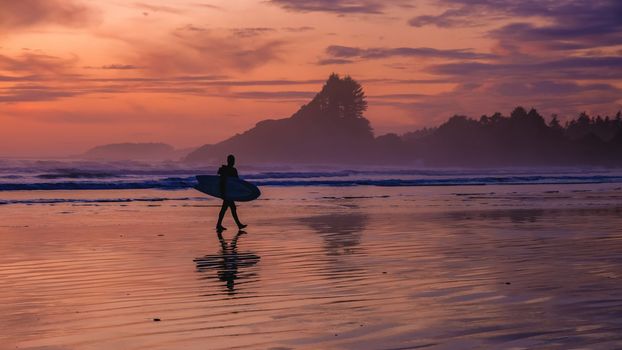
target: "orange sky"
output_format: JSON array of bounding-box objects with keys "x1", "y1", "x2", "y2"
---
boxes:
[{"x1": 1, "y1": 0, "x2": 621, "y2": 156}]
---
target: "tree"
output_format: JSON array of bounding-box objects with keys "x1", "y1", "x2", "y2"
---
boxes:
[
  {"x1": 577, "y1": 112, "x2": 591, "y2": 127},
  {"x1": 479, "y1": 115, "x2": 490, "y2": 125},
  {"x1": 490, "y1": 112, "x2": 503, "y2": 124},
  {"x1": 313, "y1": 73, "x2": 368, "y2": 120},
  {"x1": 549, "y1": 114, "x2": 562, "y2": 131},
  {"x1": 527, "y1": 108, "x2": 545, "y2": 126},
  {"x1": 510, "y1": 106, "x2": 528, "y2": 120}
]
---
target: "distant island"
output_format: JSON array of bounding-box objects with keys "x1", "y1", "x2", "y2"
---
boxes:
[
  {"x1": 186, "y1": 74, "x2": 622, "y2": 167},
  {"x1": 83, "y1": 143, "x2": 191, "y2": 161}
]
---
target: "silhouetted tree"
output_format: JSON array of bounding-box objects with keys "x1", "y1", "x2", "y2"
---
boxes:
[
  {"x1": 405, "y1": 107, "x2": 621, "y2": 166},
  {"x1": 312, "y1": 73, "x2": 368, "y2": 120},
  {"x1": 565, "y1": 111, "x2": 622, "y2": 142},
  {"x1": 510, "y1": 106, "x2": 528, "y2": 120},
  {"x1": 549, "y1": 114, "x2": 562, "y2": 131}
]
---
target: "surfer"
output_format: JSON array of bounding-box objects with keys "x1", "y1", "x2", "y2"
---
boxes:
[{"x1": 216, "y1": 154, "x2": 247, "y2": 232}]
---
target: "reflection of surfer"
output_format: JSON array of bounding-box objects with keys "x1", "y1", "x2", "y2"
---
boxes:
[
  {"x1": 217, "y1": 230, "x2": 242, "y2": 293},
  {"x1": 216, "y1": 154, "x2": 246, "y2": 232},
  {"x1": 194, "y1": 230, "x2": 260, "y2": 295}
]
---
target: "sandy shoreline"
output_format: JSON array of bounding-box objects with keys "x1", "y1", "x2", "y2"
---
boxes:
[{"x1": 2, "y1": 184, "x2": 622, "y2": 349}]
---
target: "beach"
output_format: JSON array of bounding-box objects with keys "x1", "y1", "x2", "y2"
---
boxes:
[{"x1": 2, "y1": 182, "x2": 622, "y2": 349}]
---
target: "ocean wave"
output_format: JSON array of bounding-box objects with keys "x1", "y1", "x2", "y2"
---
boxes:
[
  {"x1": 36, "y1": 170, "x2": 119, "y2": 179},
  {"x1": 1, "y1": 174, "x2": 622, "y2": 191},
  {"x1": 243, "y1": 171, "x2": 352, "y2": 179},
  {"x1": 255, "y1": 175, "x2": 622, "y2": 187},
  {"x1": 0, "y1": 179, "x2": 195, "y2": 191},
  {"x1": 0, "y1": 196, "x2": 206, "y2": 205}
]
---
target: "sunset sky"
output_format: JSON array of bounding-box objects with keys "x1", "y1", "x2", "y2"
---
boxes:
[{"x1": 1, "y1": 0, "x2": 621, "y2": 156}]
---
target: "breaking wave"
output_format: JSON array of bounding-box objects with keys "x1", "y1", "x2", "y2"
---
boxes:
[{"x1": 1, "y1": 173, "x2": 622, "y2": 191}]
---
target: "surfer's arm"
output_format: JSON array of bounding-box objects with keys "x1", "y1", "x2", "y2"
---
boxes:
[
  {"x1": 217, "y1": 167, "x2": 227, "y2": 197},
  {"x1": 219, "y1": 175, "x2": 227, "y2": 197}
]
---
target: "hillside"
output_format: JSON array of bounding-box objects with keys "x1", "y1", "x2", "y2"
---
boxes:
[
  {"x1": 186, "y1": 74, "x2": 622, "y2": 167},
  {"x1": 185, "y1": 74, "x2": 376, "y2": 164}
]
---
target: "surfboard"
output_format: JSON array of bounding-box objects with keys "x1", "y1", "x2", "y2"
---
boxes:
[{"x1": 194, "y1": 175, "x2": 261, "y2": 202}]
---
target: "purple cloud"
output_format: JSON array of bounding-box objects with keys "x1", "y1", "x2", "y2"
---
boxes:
[
  {"x1": 410, "y1": 1, "x2": 622, "y2": 51},
  {"x1": 99, "y1": 64, "x2": 142, "y2": 70},
  {"x1": 429, "y1": 56, "x2": 622, "y2": 80},
  {"x1": 324, "y1": 45, "x2": 496, "y2": 61},
  {"x1": 0, "y1": 53, "x2": 77, "y2": 74},
  {"x1": 0, "y1": 0, "x2": 95, "y2": 32},
  {"x1": 408, "y1": 6, "x2": 476, "y2": 27},
  {"x1": 0, "y1": 85, "x2": 80, "y2": 102},
  {"x1": 134, "y1": 2, "x2": 183, "y2": 14},
  {"x1": 228, "y1": 91, "x2": 316, "y2": 100},
  {"x1": 282, "y1": 26, "x2": 315, "y2": 32},
  {"x1": 229, "y1": 27, "x2": 276, "y2": 38},
  {"x1": 269, "y1": 0, "x2": 395, "y2": 14},
  {"x1": 317, "y1": 58, "x2": 354, "y2": 65}
]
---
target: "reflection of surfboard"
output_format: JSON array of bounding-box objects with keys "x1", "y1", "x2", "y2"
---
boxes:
[
  {"x1": 194, "y1": 175, "x2": 261, "y2": 202},
  {"x1": 194, "y1": 253, "x2": 260, "y2": 270}
]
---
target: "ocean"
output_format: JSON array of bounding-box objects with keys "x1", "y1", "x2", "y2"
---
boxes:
[{"x1": 2, "y1": 159, "x2": 622, "y2": 349}]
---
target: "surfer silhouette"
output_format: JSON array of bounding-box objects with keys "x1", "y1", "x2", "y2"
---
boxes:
[{"x1": 216, "y1": 154, "x2": 247, "y2": 232}]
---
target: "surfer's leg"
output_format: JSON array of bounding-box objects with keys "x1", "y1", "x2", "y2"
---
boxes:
[
  {"x1": 229, "y1": 202, "x2": 246, "y2": 229},
  {"x1": 217, "y1": 201, "x2": 228, "y2": 230}
]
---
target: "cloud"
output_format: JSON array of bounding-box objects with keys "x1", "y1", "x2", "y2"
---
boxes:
[
  {"x1": 408, "y1": 0, "x2": 572, "y2": 28},
  {"x1": 317, "y1": 58, "x2": 354, "y2": 65},
  {"x1": 229, "y1": 27, "x2": 276, "y2": 38},
  {"x1": 227, "y1": 91, "x2": 315, "y2": 100},
  {"x1": 369, "y1": 93, "x2": 428, "y2": 100},
  {"x1": 134, "y1": 2, "x2": 183, "y2": 14},
  {"x1": 490, "y1": 20, "x2": 622, "y2": 52},
  {"x1": 81, "y1": 77, "x2": 324, "y2": 86},
  {"x1": 269, "y1": 0, "x2": 396, "y2": 14},
  {"x1": 0, "y1": 75, "x2": 39, "y2": 82},
  {"x1": 0, "y1": 53, "x2": 77, "y2": 74},
  {"x1": 193, "y1": 3, "x2": 223, "y2": 10},
  {"x1": 0, "y1": 71, "x2": 328, "y2": 103},
  {"x1": 128, "y1": 25, "x2": 288, "y2": 74},
  {"x1": 410, "y1": 1, "x2": 622, "y2": 51},
  {"x1": 408, "y1": 6, "x2": 477, "y2": 28},
  {"x1": 0, "y1": 0, "x2": 95, "y2": 32},
  {"x1": 86, "y1": 64, "x2": 142, "y2": 70},
  {"x1": 282, "y1": 26, "x2": 315, "y2": 32},
  {"x1": 324, "y1": 45, "x2": 496, "y2": 61},
  {"x1": 92, "y1": 23, "x2": 288, "y2": 75},
  {"x1": 405, "y1": 1, "x2": 622, "y2": 122},
  {"x1": 187, "y1": 78, "x2": 324, "y2": 86},
  {"x1": 0, "y1": 74, "x2": 440, "y2": 104},
  {"x1": 87, "y1": 25, "x2": 288, "y2": 75},
  {"x1": 0, "y1": 85, "x2": 80, "y2": 102},
  {"x1": 361, "y1": 78, "x2": 452, "y2": 84},
  {"x1": 429, "y1": 56, "x2": 622, "y2": 80}
]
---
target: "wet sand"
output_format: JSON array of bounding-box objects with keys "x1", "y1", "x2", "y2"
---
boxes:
[{"x1": 2, "y1": 184, "x2": 622, "y2": 349}]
